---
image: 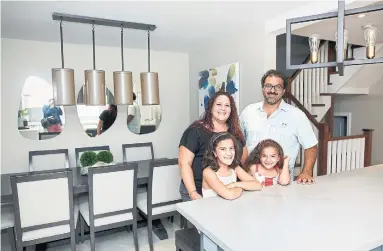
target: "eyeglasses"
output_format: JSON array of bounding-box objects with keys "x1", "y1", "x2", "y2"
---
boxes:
[{"x1": 263, "y1": 84, "x2": 284, "y2": 91}]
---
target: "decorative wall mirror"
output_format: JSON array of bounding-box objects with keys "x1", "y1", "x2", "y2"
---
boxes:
[
  {"x1": 18, "y1": 76, "x2": 65, "y2": 140},
  {"x1": 76, "y1": 86, "x2": 117, "y2": 137},
  {"x1": 127, "y1": 91, "x2": 162, "y2": 135}
]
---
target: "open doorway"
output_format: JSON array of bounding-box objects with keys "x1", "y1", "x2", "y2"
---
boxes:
[{"x1": 333, "y1": 112, "x2": 352, "y2": 137}]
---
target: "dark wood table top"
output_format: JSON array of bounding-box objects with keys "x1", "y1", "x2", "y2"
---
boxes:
[{"x1": 1, "y1": 158, "x2": 167, "y2": 207}]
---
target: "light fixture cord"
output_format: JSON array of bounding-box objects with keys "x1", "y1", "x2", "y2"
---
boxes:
[
  {"x1": 147, "y1": 30, "x2": 150, "y2": 72},
  {"x1": 60, "y1": 18, "x2": 64, "y2": 68},
  {"x1": 121, "y1": 25, "x2": 124, "y2": 71},
  {"x1": 92, "y1": 23, "x2": 96, "y2": 70}
]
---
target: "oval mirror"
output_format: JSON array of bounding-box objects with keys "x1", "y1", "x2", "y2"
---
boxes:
[
  {"x1": 76, "y1": 86, "x2": 117, "y2": 137},
  {"x1": 127, "y1": 92, "x2": 162, "y2": 135},
  {"x1": 18, "y1": 76, "x2": 65, "y2": 140}
]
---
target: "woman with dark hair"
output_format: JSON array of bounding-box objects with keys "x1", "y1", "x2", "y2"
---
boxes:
[
  {"x1": 97, "y1": 105, "x2": 118, "y2": 136},
  {"x1": 202, "y1": 132, "x2": 262, "y2": 200},
  {"x1": 178, "y1": 91, "x2": 248, "y2": 201},
  {"x1": 244, "y1": 139, "x2": 290, "y2": 186}
]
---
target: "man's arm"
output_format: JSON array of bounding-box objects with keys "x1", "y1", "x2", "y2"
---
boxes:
[
  {"x1": 300, "y1": 145, "x2": 317, "y2": 178},
  {"x1": 296, "y1": 110, "x2": 319, "y2": 184}
]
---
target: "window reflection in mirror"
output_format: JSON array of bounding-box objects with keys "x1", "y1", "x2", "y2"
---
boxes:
[
  {"x1": 127, "y1": 92, "x2": 162, "y2": 135},
  {"x1": 76, "y1": 86, "x2": 117, "y2": 137},
  {"x1": 18, "y1": 76, "x2": 65, "y2": 140}
]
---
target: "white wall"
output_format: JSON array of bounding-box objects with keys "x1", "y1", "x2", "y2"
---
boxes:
[
  {"x1": 189, "y1": 27, "x2": 276, "y2": 121},
  {"x1": 1, "y1": 38, "x2": 189, "y2": 174},
  {"x1": 334, "y1": 80, "x2": 383, "y2": 166}
]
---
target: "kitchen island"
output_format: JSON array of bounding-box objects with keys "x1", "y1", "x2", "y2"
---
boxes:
[{"x1": 177, "y1": 164, "x2": 383, "y2": 251}]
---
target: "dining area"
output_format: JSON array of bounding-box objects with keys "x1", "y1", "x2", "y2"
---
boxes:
[{"x1": 1, "y1": 142, "x2": 184, "y2": 251}]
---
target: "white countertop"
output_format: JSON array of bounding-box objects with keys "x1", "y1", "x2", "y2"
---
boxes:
[{"x1": 176, "y1": 164, "x2": 383, "y2": 251}]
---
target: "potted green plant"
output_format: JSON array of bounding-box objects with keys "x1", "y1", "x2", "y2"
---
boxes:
[
  {"x1": 80, "y1": 151, "x2": 97, "y2": 175},
  {"x1": 96, "y1": 150, "x2": 114, "y2": 164},
  {"x1": 80, "y1": 150, "x2": 115, "y2": 175}
]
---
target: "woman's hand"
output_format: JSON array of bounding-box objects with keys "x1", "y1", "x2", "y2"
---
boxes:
[{"x1": 189, "y1": 191, "x2": 202, "y2": 200}]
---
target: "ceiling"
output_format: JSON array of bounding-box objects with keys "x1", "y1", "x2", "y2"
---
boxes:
[
  {"x1": 292, "y1": 1, "x2": 383, "y2": 46},
  {"x1": 1, "y1": 1, "x2": 306, "y2": 53}
]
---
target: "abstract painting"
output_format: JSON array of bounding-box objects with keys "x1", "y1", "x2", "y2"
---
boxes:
[{"x1": 198, "y1": 62, "x2": 239, "y2": 117}]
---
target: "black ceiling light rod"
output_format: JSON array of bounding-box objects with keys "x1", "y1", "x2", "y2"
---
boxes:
[{"x1": 52, "y1": 12, "x2": 157, "y2": 31}]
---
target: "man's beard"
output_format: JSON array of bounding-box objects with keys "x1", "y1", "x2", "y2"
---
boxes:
[{"x1": 263, "y1": 91, "x2": 282, "y2": 105}]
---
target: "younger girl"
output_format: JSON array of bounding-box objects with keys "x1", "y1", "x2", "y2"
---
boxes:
[
  {"x1": 202, "y1": 132, "x2": 262, "y2": 200},
  {"x1": 244, "y1": 139, "x2": 290, "y2": 186}
]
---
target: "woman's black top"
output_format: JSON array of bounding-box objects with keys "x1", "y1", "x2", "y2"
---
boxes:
[{"x1": 179, "y1": 123, "x2": 244, "y2": 195}]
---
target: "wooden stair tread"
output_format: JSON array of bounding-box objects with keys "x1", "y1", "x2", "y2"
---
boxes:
[
  {"x1": 312, "y1": 104, "x2": 325, "y2": 107},
  {"x1": 320, "y1": 93, "x2": 335, "y2": 96}
]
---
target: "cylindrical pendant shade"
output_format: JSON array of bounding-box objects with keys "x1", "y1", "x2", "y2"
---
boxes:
[
  {"x1": 113, "y1": 71, "x2": 133, "y2": 105},
  {"x1": 85, "y1": 70, "x2": 106, "y2": 105},
  {"x1": 140, "y1": 72, "x2": 159, "y2": 105},
  {"x1": 52, "y1": 68, "x2": 75, "y2": 105}
]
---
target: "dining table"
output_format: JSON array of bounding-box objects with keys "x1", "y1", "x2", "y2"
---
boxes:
[
  {"x1": 1, "y1": 158, "x2": 171, "y2": 241},
  {"x1": 176, "y1": 164, "x2": 383, "y2": 251}
]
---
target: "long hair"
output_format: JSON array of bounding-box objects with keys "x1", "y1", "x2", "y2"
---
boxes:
[
  {"x1": 203, "y1": 132, "x2": 242, "y2": 172},
  {"x1": 193, "y1": 91, "x2": 245, "y2": 145},
  {"x1": 109, "y1": 105, "x2": 118, "y2": 116},
  {"x1": 244, "y1": 139, "x2": 284, "y2": 172}
]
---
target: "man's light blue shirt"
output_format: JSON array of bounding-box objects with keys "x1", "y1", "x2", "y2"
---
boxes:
[{"x1": 239, "y1": 100, "x2": 318, "y2": 180}]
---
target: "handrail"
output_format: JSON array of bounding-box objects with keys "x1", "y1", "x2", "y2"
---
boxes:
[
  {"x1": 329, "y1": 134, "x2": 366, "y2": 141},
  {"x1": 286, "y1": 91, "x2": 319, "y2": 129}
]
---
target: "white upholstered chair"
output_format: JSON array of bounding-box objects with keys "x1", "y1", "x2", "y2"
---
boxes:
[
  {"x1": 78, "y1": 163, "x2": 139, "y2": 251},
  {"x1": 28, "y1": 149, "x2": 69, "y2": 172},
  {"x1": 10, "y1": 169, "x2": 77, "y2": 251},
  {"x1": 137, "y1": 158, "x2": 182, "y2": 251}
]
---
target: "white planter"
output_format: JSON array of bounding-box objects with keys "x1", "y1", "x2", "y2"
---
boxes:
[{"x1": 81, "y1": 161, "x2": 116, "y2": 175}]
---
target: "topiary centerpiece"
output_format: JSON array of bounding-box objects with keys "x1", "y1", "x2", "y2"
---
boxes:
[
  {"x1": 80, "y1": 151, "x2": 97, "y2": 167},
  {"x1": 97, "y1": 150, "x2": 113, "y2": 163},
  {"x1": 80, "y1": 150, "x2": 115, "y2": 175}
]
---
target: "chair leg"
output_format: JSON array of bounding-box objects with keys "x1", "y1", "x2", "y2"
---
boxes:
[
  {"x1": 147, "y1": 216, "x2": 154, "y2": 251},
  {"x1": 7, "y1": 227, "x2": 16, "y2": 251},
  {"x1": 132, "y1": 221, "x2": 139, "y2": 251},
  {"x1": 71, "y1": 222, "x2": 76, "y2": 251},
  {"x1": 80, "y1": 215, "x2": 85, "y2": 243},
  {"x1": 90, "y1": 223, "x2": 96, "y2": 251}
]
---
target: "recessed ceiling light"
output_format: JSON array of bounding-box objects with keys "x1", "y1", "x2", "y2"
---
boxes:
[{"x1": 358, "y1": 14, "x2": 366, "y2": 18}]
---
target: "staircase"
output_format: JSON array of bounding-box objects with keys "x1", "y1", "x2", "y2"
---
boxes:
[{"x1": 285, "y1": 40, "x2": 374, "y2": 177}]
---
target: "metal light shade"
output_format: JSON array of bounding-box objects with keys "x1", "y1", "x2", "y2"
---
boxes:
[
  {"x1": 113, "y1": 71, "x2": 133, "y2": 105},
  {"x1": 140, "y1": 72, "x2": 159, "y2": 105},
  {"x1": 85, "y1": 70, "x2": 106, "y2": 105},
  {"x1": 52, "y1": 68, "x2": 75, "y2": 105}
]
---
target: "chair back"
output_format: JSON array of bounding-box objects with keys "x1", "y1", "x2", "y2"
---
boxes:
[
  {"x1": 11, "y1": 169, "x2": 74, "y2": 242},
  {"x1": 29, "y1": 149, "x2": 69, "y2": 172},
  {"x1": 122, "y1": 142, "x2": 154, "y2": 162},
  {"x1": 88, "y1": 163, "x2": 137, "y2": 218},
  {"x1": 75, "y1": 145, "x2": 110, "y2": 167},
  {"x1": 149, "y1": 159, "x2": 181, "y2": 206},
  {"x1": 39, "y1": 132, "x2": 60, "y2": 140}
]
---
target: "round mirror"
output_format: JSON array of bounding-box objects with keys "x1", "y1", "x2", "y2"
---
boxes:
[
  {"x1": 76, "y1": 86, "x2": 117, "y2": 137},
  {"x1": 18, "y1": 76, "x2": 65, "y2": 140},
  {"x1": 127, "y1": 92, "x2": 162, "y2": 135}
]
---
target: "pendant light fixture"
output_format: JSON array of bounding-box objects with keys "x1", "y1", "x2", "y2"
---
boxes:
[
  {"x1": 308, "y1": 34, "x2": 320, "y2": 63},
  {"x1": 363, "y1": 24, "x2": 378, "y2": 59},
  {"x1": 140, "y1": 30, "x2": 160, "y2": 105},
  {"x1": 84, "y1": 23, "x2": 106, "y2": 106},
  {"x1": 113, "y1": 25, "x2": 133, "y2": 105},
  {"x1": 52, "y1": 18, "x2": 75, "y2": 105}
]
